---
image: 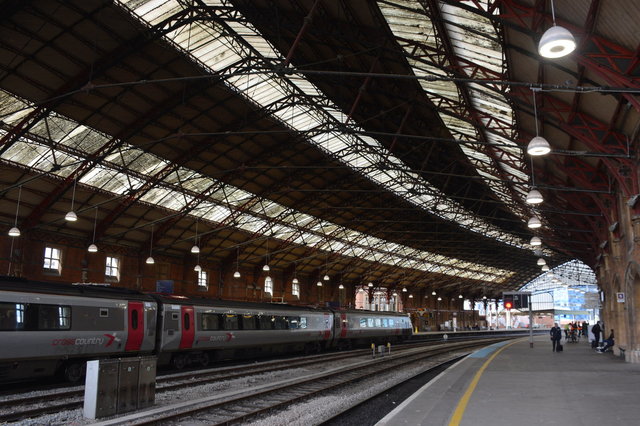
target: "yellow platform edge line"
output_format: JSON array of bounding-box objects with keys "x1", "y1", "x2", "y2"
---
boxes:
[{"x1": 448, "y1": 339, "x2": 523, "y2": 426}]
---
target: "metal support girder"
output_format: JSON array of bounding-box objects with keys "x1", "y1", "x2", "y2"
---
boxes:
[
  {"x1": 282, "y1": 0, "x2": 321, "y2": 67},
  {"x1": 511, "y1": 86, "x2": 635, "y2": 195}
]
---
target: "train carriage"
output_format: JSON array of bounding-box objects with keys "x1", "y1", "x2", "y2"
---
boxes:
[
  {"x1": 334, "y1": 309, "x2": 412, "y2": 348},
  {"x1": 154, "y1": 296, "x2": 334, "y2": 368},
  {"x1": 0, "y1": 277, "x2": 157, "y2": 382}
]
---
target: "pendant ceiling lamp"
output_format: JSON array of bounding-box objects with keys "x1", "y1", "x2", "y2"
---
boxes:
[
  {"x1": 234, "y1": 247, "x2": 241, "y2": 278},
  {"x1": 191, "y1": 221, "x2": 200, "y2": 254},
  {"x1": 538, "y1": 0, "x2": 576, "y2": 58},
  {"x1": 146, "y1": 225, "x2": 155, "y2": 264},
  {"x1": 88, "y1": 206, "x2": 98, "y2": 252},
  {"x1": 526, "y1": 188, "x2": 543, "y2": 204},
  {"x1": 527, "y1": 89, "x2": 551, "y2": 156},
  {"x1": 537, "y1": 258, "x2": 546, "y2": 266},
  {"x1": 542, "y1": 264, "x2": 550, "y2": 271},
  {"x1": 338, "y1": 283, "x2": 344, "y2": 290},
  {"x1": 8, "y1": 186, "x2": 22, "y2": 237},
  {"x1": 528, "y1": 216, "x2": 542, "y2": 229},
  {"x1": 65, "y1": 179, "x2": 78, "y2": 222},
  {"x1": 530, "y1": 236, "x2": 542, "y2": 246},
  {"x1": 263, "y1": 238, "x2": 270, "y2": 272}
]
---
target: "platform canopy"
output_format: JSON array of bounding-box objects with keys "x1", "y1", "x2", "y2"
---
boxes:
[{"x1": 1, "y1": 1, "x2": 636, "y2": 297}]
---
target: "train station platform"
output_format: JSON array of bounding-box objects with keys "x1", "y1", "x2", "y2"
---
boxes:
[{"x1": 377, "y1": 334, "x2": 640, "y2": 426}]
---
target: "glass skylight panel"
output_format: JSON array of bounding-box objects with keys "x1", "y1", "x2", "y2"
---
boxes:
[{"x1": 117, "y1": 0, "x2": 529, "y2": 251}]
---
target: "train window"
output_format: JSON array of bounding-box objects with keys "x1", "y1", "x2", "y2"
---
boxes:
[
  {"x1": 200, "y1": 313, "x2": 220, "y2": 331},
  {"x1": 183, "y1": 312, "x2": 190, "y2": 330},
  {"x1": 375, "y1": 318, "x2": 382, "y2": 328},
  {"x1": 25, "y1": 304, "x2": 71, "y2": 330},
  {"x1": 288, "y1": 316, "x2": 300, "y2": 329},
  {"x1": 382, "y1": 318, "x2": 389, "y2": 328},
  {"x1": 274, "y1": 316, "x2": 287, "y2": 330},
  {"x1": 105, "y1": 256, "x2": 120, "y2": 281},
  {"x1": 360, "y1": 318, "x2": 367, "y2": 328},
  {"x1": 224, "y1": 314, "x2": 239, "y2": 330},
  {"x1": 299, "y1": 317, "x2": 307, "y2": 329},
  {"x1": 241, "y1": 314, "x2": 257, "y2": 330},
  {"x1": 388, "y1": 318, "x2": 395, "y2": 327},
  {"x1": 43, "y1": 246, "x2": 62, "y2": 275},
  {"x1": 100, "y1": 308, "x2": 109, "y2": 318},
  {"x1": 0, "y1": 303, "x2": 21, "y2": 330},
  {"x1": 258, "y1": 315, "x2": 273, "y2": 330},
  {"x1": 131, "y1": 309, "x2": 139, "y2": 330},
  {"x1": 367, "y1": 318, "x2": 374, "y2": 328}
]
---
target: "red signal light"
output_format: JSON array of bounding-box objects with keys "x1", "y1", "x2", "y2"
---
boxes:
[{"x1": 505, "y1": 301, "x2": 513, "y2": 310}]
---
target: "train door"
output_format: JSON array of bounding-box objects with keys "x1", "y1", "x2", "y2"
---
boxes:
[
  {"x1": 179, "y1": 306, "x2": 195, "y2": 349},
  {"x1": 340, "y1": 313, "x2": 348, "y2": 338},
  {"x1": 125, "y1": 301, "x2": 144, "y2": 351},
  {"x1": 323, "y1": 313, "x2": 332, "y2": 340}
]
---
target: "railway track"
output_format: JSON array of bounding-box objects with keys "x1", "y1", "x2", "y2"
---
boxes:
[
  {"x1": 0, "y1": 337, "x2": 511, "y2": 424},
  {"x1": 93, "y1": 338, "x2": 508, "y2": 425},
  {"x1": 0, "y1": 346, "x2": 382, "y2": 423}
]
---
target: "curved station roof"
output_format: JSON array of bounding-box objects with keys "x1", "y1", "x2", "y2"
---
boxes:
[{"x1": 1, "y1": 0, "x2": 637, "y2": 298}]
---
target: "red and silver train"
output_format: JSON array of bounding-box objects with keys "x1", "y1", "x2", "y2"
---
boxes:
[{"x1": 0, "y1": 276, "x2": 412, "y2": 383}]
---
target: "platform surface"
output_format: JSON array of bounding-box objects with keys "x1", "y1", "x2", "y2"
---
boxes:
[{"x1": 377, "y1": 334, "x2": 640, "y2": 426}]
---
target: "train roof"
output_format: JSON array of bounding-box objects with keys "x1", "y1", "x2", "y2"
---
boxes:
[
  {"x1": 151, "y1": 294, "x2": 329, "y2": 313},
  {"x1": 0, "y1": 276, "x2": 154, "y2": 301}
]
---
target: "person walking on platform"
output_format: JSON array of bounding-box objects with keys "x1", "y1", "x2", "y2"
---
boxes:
[
  {"x1": 592, "y1": 321, "x2": 602, "y2": 348},
  {"x1": 550, "y1": 323, "x2": 563, "y2": 352},
  {"x1": 582, "y1": 321, "x2": 588, "y2": 339}
]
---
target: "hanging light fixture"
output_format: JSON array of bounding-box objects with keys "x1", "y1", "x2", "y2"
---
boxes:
[
  {"x1": 190, "y1": 221, "x2": 200, "y2": 254},
  {"x1": 538, "y1": 0, "x2": 576, "y2": 58},
  {"x1": 146, "y1": 225, "x2": 155, "y2": 264},
  {"x1": 527, "y1": 89, "x2": 551, "y2": 156},
  {"x1": 528, "y1": 136, "x2": 551, "y2": 156},
  {"x1": 323, "y1": 255, "x2": 330, "y2": 281},
  {"x1": 526, "y1": 188, "x2": 544, "y2": 204},
  {"x1": 402, "y1": 287, "x2": 407, "y2": 292},
  {"x1": 263, "y1": 238, "x2": 270, "y2": 271},
  {"x1": 392, "y1": 291, "x2": 398, "y2": 297},
  {"x1": 234, "y1": 247, "x2": 241, "y2": 278},
  {"x1": 482, "y1": 295, "x2": 487, "y2": 300},
  {"x1": 88, "y1": 206, "x2": 98, "y2": 252},
  {"x1": 458, "y1": 294, "x2": 463, "y2": 299},
  {"x1": 8, "y1": 186, "x2": 22, "y2": 237},
  {"x1": 409, "y1": 294, "x2": 414, "y2": 299},
  {"x1": 527, "y1": 216, "x2": 542, "y2": 229},
  {"x1": 338, "y1": 283, "x2": 344, "y2": 290},
  {"x1": 530, "y1": 236, "x2": 542, "y2": 246},
  {"x1": 542, "y1": 264, "x2": 550, "y2": 271},
  {"x1": 432, "y1": 290, "x2": 437, "y2": 296},
  {"x1": 437, "y1": 296, "x2": 442, "y2": 301},
  {"x1": 65, "y1": 179, "x2": 78, "y2": 222},
  {"x1": 292, "y1": 277, "x2": 299, "y2": 284},
  {"x1": 194, "y1": 246, "x2": 202, "y2": 272},
  {"x1": 537, "y1": 258, "x2": 546, "y2": 266},
  {"x1": 316, "y1": 280, "x2": 322, "y2": 287},
  {"x1": 368, "y1": 282, "x2": 374, "y2": 287}
]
